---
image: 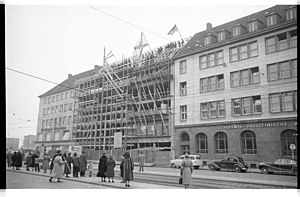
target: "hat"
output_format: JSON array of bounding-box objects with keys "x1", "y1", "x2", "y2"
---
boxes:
[{"x1": 185, "y1": 153, "x2": 189, "y2": 158}]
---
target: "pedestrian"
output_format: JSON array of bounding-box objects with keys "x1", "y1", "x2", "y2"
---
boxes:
[
  {"x1": 120, "y1": 152, "x2": 134, "y2": 187},
  {"x1": 64, "y1": 152, "x2": 72, "y2": 177},
  {"x1": 31, "y1": 152, "x2": 38, "y2": 171},
  {"x1": 106, "y1": 155, "x2": 116, "y2": 183},
  {"x1": 25, "y1": 152, "x2": 32, "y2": 171},
  {"x1": 181, "y1": 153, "x2": 193, "y2": 189},
  {"x1": 34, "y1": 155, "x2": 41, "y2": 172},
  {"x1": 79, "y1": 151, "x2": 87, "y2": 177},
  {"x1": 15, "y1": 151, "x2": 23, "y2": 170},
  {"x1": 120, "y1": 154, "x2": 125, "y2": 183},
  {"x1": 87, "y1": 161, "x2": 93, "y2": 177},
  {"x1": 49, "y1": 152, "x2": 59, "y2": 174},
  {"x1": 6, "y1": 149, "x2": 13, "y2": 168},
  {"x1": 49, "y1": 150, "x2": 65, "y2": 183},
  {"x1": 138, "y1": 151, "x2": 145, "y2": 172},
  {"x1": 98, "y1": 152, "x2": 108, "y2": 182},
  {"x1": 11, "y1": 151, "x2": 17, "y2": 170},
  {"x1": 42, "y1": 153, "x2": 51, "y2": 173},
  {"x1": 72, "y1": 152, "x2": 80, "y2": 178}
]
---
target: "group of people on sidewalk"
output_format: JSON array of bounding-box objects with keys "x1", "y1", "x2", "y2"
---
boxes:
[{"x1": 6, "y1": 148, "x2": 23, "y2": 170}]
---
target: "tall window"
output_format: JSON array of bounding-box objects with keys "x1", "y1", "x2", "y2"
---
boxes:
[
  {"x1": 181, "y1": 132, "x2": 190, "y2": 141},
  {"x1": 215, "y1": 132, "x2": 228, "y2": 154},
  {"x1": 265, "y1": 30, "x2": 297, "y2": 53},
  {"x1": 281, "y1": 130, "x2": 297, "y2": 156},
  {"x1": 69, "y1": 103, "x2": 73, "y2": 111},
  {"x1": 56, "y1": 94, "x2": 59, "y2": 101},
  {"x1": 52, "y1": 96, "x2": 55, "y2": 102},
  {"x1": 230, "y1": 67, "x2": 260, "y2": 87},
  {"x1": 54, "y1": 132, "x2": 60, "y2": 141},
  {"x1": 286, "y1": 7, "x2": 297, "y2": 21},
  {"x1": 180, "y1": 82, "x2": 187, "y2": 96},
  {"x1": 217, "y1": 31, "x2": 225, "y2": 42},
  {"x1": 232, "y1": 96, "x2": 262, "y2": 116},
  {"x1": 233, "y1": 26, "x2": 241, "y2": 37},
  {"x1": 65, "y1": 92, "x2": 69, "y2": 99},
  {"x1": 204, "y1": 35, "x2": 211, "y2": 45},
  {"x1": 180, "y1": 105, "x2": 187, "y2": 121},
  {"x1": 46, "y1": 133, "x2": 51, "y2": 141},
  {"x1": 241, "y1": 130, "x2": 257, "y2": 154},
  {"x1": 196, "y1": 133, "x2": 208, "y2": 154},
  {"x1": 68, "y1": 116, "x2": 72, "y2": 125},
  {"x1": 44, "y1": 98, "x2": 47, "y2": 104},
  {"x1": 201, "y1": 100, "x2": 225, "y2": 119},
  {"x1": 230, "y1": 41, "x2": 258, "y2": 62},
  {"x1": 269, "y1": 91, "x2": 297, "y2": 113},
  {"x1": 179, "y1": 60, "x2": 187, "y2": 74},
  {"x1": 266, "y1": 14, "x2": 278, "y2": 26},
  {"x1": 199, "y1": 50, "x2": 223, "y2": 69},
  {"x1": 248, "y1": 20, "x2": 258, "y2": 32},
  {"x1": 61, "y1": 93, "x2": 64, "y2": 100}
]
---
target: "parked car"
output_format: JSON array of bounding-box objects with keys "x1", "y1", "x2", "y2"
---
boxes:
[
  {"x1": 258, "y1": 158, "x2": 297, "y2": 176},
  {"x1": 170, "y1": 155, "x2": 203, "y2": 169},
  {"x1": 208, "y1": 156, "x2": 248, "y2": 172}
]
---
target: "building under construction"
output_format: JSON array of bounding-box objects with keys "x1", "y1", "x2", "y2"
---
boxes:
[{"x1": 73, "y1": 42, "x2": 184, "y2": 153}]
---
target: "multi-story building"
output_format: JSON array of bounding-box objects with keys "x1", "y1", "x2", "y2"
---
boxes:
[
  {"x1": 23, "y1": 135, "x2": 36, "y2": 151},
  {"x1": 173, "y1": 5, "x2": 297, "y2": 165},
  {"x1": 6, "y1": 137, "x2": 19, "y2": 151}
]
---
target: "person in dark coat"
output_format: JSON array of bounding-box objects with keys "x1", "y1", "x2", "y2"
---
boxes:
[
  {"x1": 6, "y1": 150, "x2": 13, "y2": 168},
  {"x1": 31, "y1": 152, "x2": 38, "y2": 171},
  {"x1": 15, "y1": 151, "x2": 23, "y2": 170},
  {"x1": 72, "y1": 152, "x2": 80, "y2": 178},
  {"x1": 98, "y1": 153, "x2": 108, "y2": 182},
  {"x1": 106, "y1": 155, "x2": 116, "y2": 182},
  {"x1": 120, "y1": 153, "x2": 125, "y2": 183},
  {"x1": 11, "y1": 152, "x2": 17, "y2": 170},
  {"x1": 120, "y1": 152, "x2": 134, "y2": 187},
  {"x1": 25, "y1": 152, "x2": 32, "y2": 171},
  {"x1": 64, "y1": 152, "x2": 72, "y2": 177},
  {"x1": 79, "y1": 151, "x2": 87, "y2": 177}
]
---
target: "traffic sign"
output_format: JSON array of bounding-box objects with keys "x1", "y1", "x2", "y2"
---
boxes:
[{"x1": 290, "y1": 144, "x2": 296, "y2": 151}]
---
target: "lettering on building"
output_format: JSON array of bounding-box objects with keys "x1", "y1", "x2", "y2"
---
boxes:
[{"x1": 218, "y1": 122, "x2": 287, "y2": 130}]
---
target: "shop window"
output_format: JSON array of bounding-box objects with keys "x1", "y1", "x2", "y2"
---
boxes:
[
  {"x1": 215, "y1": 132, "x2": 228, "y2": 154},
  {"x1": 196, "y1": 133, "x2": 208, "y2": 154},
  {"x1": 241, "y1": 130, "x2": 257, "y2": 154},
  {"x1": 281, "y1": 130, "x2": 297, "y2": 156}
]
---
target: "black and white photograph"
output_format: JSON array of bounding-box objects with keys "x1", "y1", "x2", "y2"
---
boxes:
[{"x1": 5, "y1": 0, "x2": 298, "y2": 195}]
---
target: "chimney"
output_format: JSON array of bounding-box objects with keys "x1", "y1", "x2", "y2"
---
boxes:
[
  {"x1": 206, "y1": 22, "x2": 212, "y2": 32},
  {"x1": 68, "y1": 74, "x2": 72, "y2": 79}
]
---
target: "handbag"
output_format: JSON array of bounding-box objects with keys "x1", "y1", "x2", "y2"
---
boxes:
[{"x1": 178, "y1": 177, "x2": 182, "y2": 184}]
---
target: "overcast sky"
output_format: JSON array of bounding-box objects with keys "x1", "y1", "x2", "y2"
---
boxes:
[{"x1": 5, "y1": 0, "x2": 296, "y2": 146}]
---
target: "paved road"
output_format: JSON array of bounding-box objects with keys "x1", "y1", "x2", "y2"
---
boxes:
[{"x1": 6, "y1": 171, "x2": 108, "y2": 189}]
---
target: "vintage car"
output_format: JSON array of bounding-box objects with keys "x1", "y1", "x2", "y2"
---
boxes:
[
  {"x1": 258, "y1": 158, "x2": 297, "y2": 176},
  {"x1": 208, "y1": 156, "x2": 248, "y2": 172},
  {"x1": 170, "y1": 155, "x2": 203, "y2": 169}
]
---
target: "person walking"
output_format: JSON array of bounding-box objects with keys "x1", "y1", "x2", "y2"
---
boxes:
[
  {"x1": 15, "y1": 151, "x2": 23, "y2": 170},
  {"x1": 64, "y1": 152, "x2": 72, "y2": 177},
  {"x1": 34, "y1": 155, "x2": 41, "y2": 172},
  {"x1": 98, "y1": 153, "x2": 108, "y2": 182},
  {"x1": 11, "y1": 151, "x2": 17, "y2": 170},
  {"x1": 25, "y1": 152, "x2": 32, "y2": 171},
  {"x1": 72, "y1": 152, "x2": 80, "y2": 178},
  {"x1": 31, "y1": 152, "x2": 38, "y2": 171},
  {"x1": 87, "y1": 161, "x2": 93, "y2": 177},
  {"x1": 120, "y1": 152, "x2": 134, "y2": 187},
  {"x1": 49, "y1": 150, "x2": 65, "y2": 183},
  {"x1": 106, "y1": 155, "x2": 116, "y2": 183},
  {"x1": 6, "y1": 149, "x2": 12, "y2": 168},
  {"x1": 79, "y1": 151, "x2": 87, "y2": 177},
  {"x1": 138, "y1": 152, "x2": 145, "y2": 172},
  {"x1": 181, "y1": 153, "x2": 193, "y2": 189},
  {"x1": 119, "y1": 154, "x2": 125, "y2": 183},
  {"x1": 49, "y1": 152, "x2": 59, "y2": 174},
  {"x1": 42, "y1": 153, "x2": 51, "y2": 173}
]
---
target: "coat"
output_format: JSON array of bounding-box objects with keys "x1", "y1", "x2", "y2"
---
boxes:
[
  {"x1": 79, "y1": 154, "x2": 87, "y2": 171},
  {"x1": 120, "y1": 156, "x2": 133, "y2": 181},
  {"x1": 15, "y1": 152, "x2": 23, "y2": 167},
  {"x1": 72, "y1": 156, "x2": 80, "y2": 167},
  {"x1": 50, "y1": 155, "x2": 64, "y2": 178},
  {"x1": 42, "y1": 155, "x2": 51, "y2": 170},
  {"x1": 6, "y1": 151, "x2": 12, "y2": 164},
  {"x1": 181, "y1": 158, "x2": 193, "y2": 185},
  {"x1": 25, "y1": 155, "x2": 32, "y2": 167},
  {"x1": 11, "y1": 153, "x2": 17, "y2": 166},
  {"x1": 98, "y1": 156, "x2": 108, "y2": 177},
  {"x1": 31, "y1": 153, "x2": 38, "y2": 167},
  {"x1": 138, "y1": 154, "x2": 145, "y2": 166},
  {"x1": 106, "y1": 159, "x2": 115, "y2": 177},
  {"x1": 64, "y1": 156, "x2": 73, "y2": 174}
]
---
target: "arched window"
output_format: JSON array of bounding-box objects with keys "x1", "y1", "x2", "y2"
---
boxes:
[
  {"x1": 241, "y1": 130, "x2": 257, "y2": 154},
  {"x1": 181, "y1": 132, "x2": 190, "y2": 142},
  {"x1": 215, "y1": 132, "x2": 228, "y2": 154},
  {"x1": 281, "y1": 130, "x2": 297, "y2": 156},
  {"x1": 196, "y1": 133, "x2": 208, "y2": 154}
]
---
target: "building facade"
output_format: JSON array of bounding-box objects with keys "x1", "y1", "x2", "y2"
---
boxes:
[
  {"x1": 23, "y1": 135, "x2": 36, "y2": 151},
  {"x1": 173, "y1": 5, "x2": 297, "y2": 165},
  {"x1": 6, "y1": 137, "x2": 19, "y2": 151}
]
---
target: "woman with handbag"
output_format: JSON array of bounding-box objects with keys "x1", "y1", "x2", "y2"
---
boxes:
[{"x1": 181, "y1": 154, "x2": 193, "y2": 189}]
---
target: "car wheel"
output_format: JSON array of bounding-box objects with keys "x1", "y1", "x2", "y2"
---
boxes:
[
  {"x1": 234, "y1": 166, "x2": 241, "y2": 173},
  {"x1": 171, "y1": 163, "x2": 176, "y2": 168},
  {"x1": 261, "y1": 167, "x2": 269, "y2": 174},
  {"x1": 208, "y1": 164, "x2": 215, "y2": 171}
]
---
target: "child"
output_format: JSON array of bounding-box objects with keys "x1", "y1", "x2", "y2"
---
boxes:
[{"x1": 88, "y1": 161, "x2": 93, "y2": 177}]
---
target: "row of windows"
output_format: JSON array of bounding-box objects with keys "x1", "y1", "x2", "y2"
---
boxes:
[
  {"x1": 38, "y1": 131, "x2": 69, "y2": 142},
  {"x1": 179, "y1": 59, "x2": 297, "y2": 95},
  {"x1": 179, "y1": 90, "x2": 297, "y2": 120},
  {"x1": 179, "y1": 29, "x2": 297, "y2": 74},
  {"x1": 43, "y1": 90, "x2": 75, "y2": 105},
  {"x1": 43, "y1": 103, "x2": 73, "y2": 116},
  {"x1": 180, "y1": 129, "x2": 297, "y2": 156},
  {"x1": 42, "y1": 116, "x2": 73, "y2": 128}
]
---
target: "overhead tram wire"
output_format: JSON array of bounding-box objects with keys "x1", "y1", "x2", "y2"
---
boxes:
[{"x1": 86, "y1": 5, "x2": 172, "y2": 42}]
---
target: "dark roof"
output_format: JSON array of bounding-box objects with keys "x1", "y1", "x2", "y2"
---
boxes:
[
  {"x1": 174, "y1": 5, "x2": 296, "y2": 59},
  {"x1": 38, "y1": 68, "x2": 98, "y2": 98}
]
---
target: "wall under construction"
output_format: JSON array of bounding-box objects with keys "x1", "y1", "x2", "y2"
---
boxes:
[{"x1": 73, "y1": 44, "x2": 183, "y2": 157}]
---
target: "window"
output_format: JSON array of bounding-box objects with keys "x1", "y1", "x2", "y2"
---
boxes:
[
  {"x1": 232, "y1": 96, "x2": 262, "y2": 116},
  {"x1": 54, "y1": 118, "x2": 57, "y2": 126},
  {"x1": 201, "y1": 100, "x2": 225, "y2": 119},
  {"x1": 200, "y1": 74, "x2": 224, "y2": 93},
  {"x1": 49, "y1": 119, "x2": 53, "y2": 126},
  {"x1": 48, "y1": 97, "x2": 51, "y2": 103},
  {"x1": 281, "y1": 130, "x2": 297, "y2": 156},
  {"x1": 199, "y1": 50, "x2": 223, "y2": 69},
  {"x1": 44, "y1": 98, "x2": 47, "y2": 104},
  {"x1": 230, "y1": 67, "x2": 260, "y2": 87},
  {"x1": 233, "y1": 26, "x2": 241, "y2": 37},
  {"x1": 63, "y1": 116, "x2": 67, "y2": 125},
  {"x1": 54, "y1": 132, "x2": 60, "y2": 141},
  {"x1": 68, "y1": 116, "x2": 72, "y2": 125},
  {"x1": 196, "y1": 133, "x2": 208, "y2": 154},
  {"x1": 181, "y1": 133, "x2": 190, "y2": 141},
  {"x1": 241, "y1": 130, "x2": 257, "y2": 154},
  {"x1": 204, "y1": 35, "x2": 211, "y2": 45},
  {"x1": 269, "y1": 91, "x2": 297, "y2": 113},
  {"x1": 59, "y1": 105, "x2": 63, "y2": 112},
  {"x1": 69, "y1": 103, "x2": 73, "y2": 111},
  {"x1": 51, "y1": 106, "x2": 54, "y2": 114},
  {"x1": 65, "y1": 92, "x2": 69, "y2": 99},
  {"x1": 267, "y1": 14, "x2": 278, "y2": 26},
  {"x1": 180, "y1": 105, "x2": 187, "y2": 121},
  {"x1": 56, "y1": 94, "x2": 59, "y2": 101},
  {"x1": 64, "y1": 103, "x2": 68, "y2": 112},
  {"x1": 43, "y1": 108, "x2": 47, "y2": 115},
  {"x1": 215, "y1": 132, "x2": 228, "y2": 154},
  {"x1": 42, "y1": 120, "x2": 45, "y2": 128},
  {"x1": 38, "y1": 134, "x2": 43, "y2": 141},
  {"x1": 59, "y1": 117, "x2": 62, "y2": 125},
  {"x1": 267, "y1": 59, "x2": 297, "y2": 81},
  {"x1": 230, "y1": 41, "x2": 258, "y2": 62},
  {"x1": 179, "y1": 60, "x2": 187, "y2": 74},
  {"x1": 208, "y1": 76, "x2": 216, "y2": 91},
  {"x1": 61, "y1": 93, "x2": 64, "y2": 100},
  {"x1": 265, "y1": 30, "x2": 297, "y2": 53},
  {"x1": 52, "y1": 96, "x2": 55, "y2": 102},
  {"x1": 70, "y1": 91, "x2": 74, "y2": 98},
  {"x1": 55, "y1": 106, "x2": 58, "y2": 114},
  {"x1": 46, "y1": 133, "x2": 51, "y2": 141},
  {"x1": 47, "y1": 107, "x2": 50, "y2": 115},
  {"x1": 248, "y1": 21, "x2": 258, "y2": 32},
  {"x1": 62, "y1": 131, "x2": 69, "y2": 140},
  {"x1": 217, "y1": 31, "x2": 225, "y2": 42},
  {"x1": 180, "y1": 82, "x2": 187, "y2": 96},
  {"x1": 286, "y1": 7, "x2": 297, "y2": 21}
]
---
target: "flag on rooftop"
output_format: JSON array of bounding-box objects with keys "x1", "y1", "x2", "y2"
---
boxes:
[
  {"x1": 168, "y1": 24, "x2": 179, "y2": 36},
  {"x1": 134, "y1": 32, "x2": 149, "y2": 59}
]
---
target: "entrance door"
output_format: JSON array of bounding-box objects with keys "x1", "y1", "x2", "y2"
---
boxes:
[{"x1": 181, "y1": 145, "x2": 190, "y2": 155}]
